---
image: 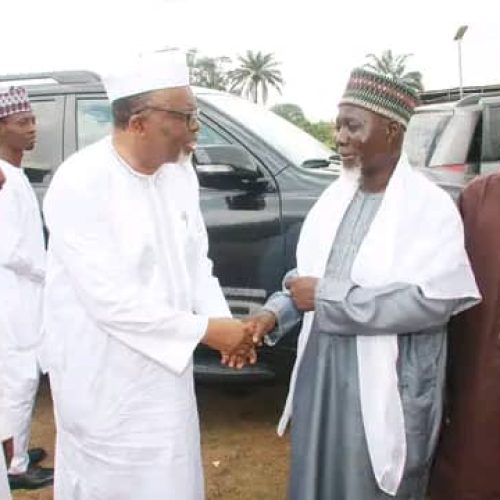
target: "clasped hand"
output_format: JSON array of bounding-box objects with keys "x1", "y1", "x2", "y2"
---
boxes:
[
  {"x1": 220, "y1": 311, "x2": 277, "y2": 368},
  {"x1": 203, "y1": 318, "x2": 256, "y2": 369},
  {"x1": 211, "y1": 276, "x2": 318, "y2": 369}
]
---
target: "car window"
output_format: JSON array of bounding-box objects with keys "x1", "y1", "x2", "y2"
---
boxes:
[
  {"x1": 197, "y1": 121, "x2": 230, "y2": 146},
  {"x1": 404, "y1": 110, "x2": 452, "y2": 167},
  {"x1": 482, "y1": 104, "x2": 500, "y2": 162},
  {"x1": 77, "y1": 99, "x2": 112, "y2": 149},
  {"x1": 467, "y1": 117, "x2": 482, "y2": 170},
  {"x1": 198, "y1": 92, "x2": 333, "y2": 167},
  {"x1": 194, "y1": 120, "x2": 268, "y2": 190},
  {"x1": 22, "y1": 99, "x2": 63, "y2": 184},
  {"x1": 429, "y1": 109, "x2": 480, "y2": 167}
]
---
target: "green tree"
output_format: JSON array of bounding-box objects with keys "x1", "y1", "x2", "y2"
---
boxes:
[
  {"x1": 187, "y1": 49, "x2": 232, "y2": 91},
  {"x1": 364, "y1": 49, "x2": 424, "y2": 92},
  {"x1": 304, "y1": 121, "x2": 335, "y2": 149},
  {"x1": 270, "y1": 103, "x2": 307, "y2": 126},
  {"x1": 229, "y1": 50, "x2": 284, "y2": 104},
  {"x1": 271, "y1": 103, "x2": 335, "y2": 149}
]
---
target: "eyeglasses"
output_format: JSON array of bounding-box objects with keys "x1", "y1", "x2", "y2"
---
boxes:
[{"x1": 136, "y1": 106, "x2": 199, "y2": 126}]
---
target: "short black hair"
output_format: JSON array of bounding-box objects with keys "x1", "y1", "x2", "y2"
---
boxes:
[{"x1": 111, "y1": 91, "x2": 152, "y2": 129}]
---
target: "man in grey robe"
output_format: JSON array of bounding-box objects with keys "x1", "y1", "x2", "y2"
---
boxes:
[{"x1": 244, "y1": 69, "x2": 479, "y2": 500}]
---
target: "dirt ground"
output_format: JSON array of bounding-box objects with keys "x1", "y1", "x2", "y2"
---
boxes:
[{"x1": 12, "y1": 377, "x2": 290, "y2": 500}]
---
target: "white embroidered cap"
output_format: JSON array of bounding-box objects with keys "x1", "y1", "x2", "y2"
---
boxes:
[{"x1": 102, "y1": 49, "x2": 190, "y2": 103}]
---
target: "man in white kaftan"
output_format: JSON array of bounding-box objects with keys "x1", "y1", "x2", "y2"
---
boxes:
[
  {"x1": 0, "y1": 86, "x2": 53, "y2": 491},
  {"x1": 1, "y1": 168, "x2": 12, "y2": 499},
  {"x1": 1, "y1": 333, "x2": 13, "y2": 500},
  {"x1": 42, "y1": 50, "x2": 255, "y2": 499}
]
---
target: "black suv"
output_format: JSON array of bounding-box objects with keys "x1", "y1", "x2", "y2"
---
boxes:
[
  {"x1": 1, "y1": 71, "x2": 340, "y2": 383},
  {"x1": 404, "y1": 93, "x2": 500, "y2": 199}
]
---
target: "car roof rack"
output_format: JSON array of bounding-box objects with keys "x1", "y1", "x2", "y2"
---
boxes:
[
  {"x1": 456, "y1": 91, "x2": 500, "y2": 107},
  {"x1": 0, "y1": 70, "x2": 101, "y2": 86},
  {"x1": 420, "y1": 84, "x2": 500, "y2": 105}
]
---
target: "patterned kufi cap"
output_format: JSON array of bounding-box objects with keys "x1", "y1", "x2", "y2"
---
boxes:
[
  {"x1": 339, "y1": 68, "x2": 419, "y2": 127},
  {"x1": 0, "y1": 86, "x2": 32, "y2": 119}
]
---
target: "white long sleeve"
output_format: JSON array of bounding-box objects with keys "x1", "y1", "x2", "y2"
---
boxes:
[
  {"x1": 0, "y1": 164, "x2": 44, "y2": 283},
  {"x1": 190, "y1": 204, "x2": 231, "y2": 318}
]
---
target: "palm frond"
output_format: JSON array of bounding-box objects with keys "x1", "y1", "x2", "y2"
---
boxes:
[
  {"x1": 363, "y1": 50, "x2": 424, "y2": 92},
  {"x1": 228, "y1": 50, "x2": 284, "y2": 103}
]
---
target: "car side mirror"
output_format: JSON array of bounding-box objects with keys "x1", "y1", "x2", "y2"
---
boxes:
[{"x1": 193, "y1": 144, "x2": 259, "y2": 179}]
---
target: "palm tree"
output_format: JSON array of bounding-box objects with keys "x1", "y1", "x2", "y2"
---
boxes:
[
  {"x1": 228, "y1": 51, "x2": 284, "y2": 104},
  {"x1": 364, "y1": 50, "x2": 424, "y2": 93}
]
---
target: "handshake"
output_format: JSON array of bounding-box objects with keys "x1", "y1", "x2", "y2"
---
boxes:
[
  {"x1": 201, "y1": 312, "x2": 277, "y2": 369},
  {"x1": 202, "y1": 276, "x2": 319, "y2": 368}
]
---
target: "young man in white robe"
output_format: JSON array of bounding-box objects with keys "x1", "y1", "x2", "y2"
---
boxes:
[
  {"x1": 244, "y1": 69, "x2": 480, "y2": 499},
  {"x1": 1, "y1": 336, "x2": 13, "y2": 500},
  {"x1": 1, "y1": 173, "x2": 13, "y2": 500},
  {"x1": 42, "y1": 50, "x2": 256, "y2": 500},
  {"x1": 0, "y1": 86, "x2": 53, "y2": 491}
]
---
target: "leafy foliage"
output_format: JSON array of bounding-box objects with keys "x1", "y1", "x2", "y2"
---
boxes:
[
  {"x1": 228, "y1": 51, "x2": 284, "y2": 104},
  {"x1": 271, "y1": 103, "x2": 335, "y2": 149},
  {"x1": 364, "y1": 50, "x2": 424, "y2": 92}
]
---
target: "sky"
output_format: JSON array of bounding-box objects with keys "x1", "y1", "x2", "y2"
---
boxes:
[{"x1": 1, "y1": 0, "x2": 499, "y2": 121}]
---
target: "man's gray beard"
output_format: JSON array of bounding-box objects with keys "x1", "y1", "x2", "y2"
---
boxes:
[
  {"x1": 342, "y1": 164, "x2": 362, "y2": 182},
  {"x1": 177, "y1": 150, "x2": 192, "y2": 167}
]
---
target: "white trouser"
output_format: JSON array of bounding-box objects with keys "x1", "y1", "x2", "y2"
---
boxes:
[
  {"x1": 0, "y1": 449, "x2": 12, "y2": 500},
  {"x1": 4, "y1": 348, "x2": 39, "y2": 475}
]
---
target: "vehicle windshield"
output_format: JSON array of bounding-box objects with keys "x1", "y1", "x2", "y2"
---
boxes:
[
  {"x1": 197, "y1": 92, "x2": 334, "y2": 167},
  {"x1": 404, "y1": 109, "x2": 453, "y2": 167}
]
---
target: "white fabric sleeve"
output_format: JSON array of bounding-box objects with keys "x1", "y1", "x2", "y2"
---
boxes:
[
  {"x1": 0, "y1": 179, "x2": 42, "y2": 283},
  {"x1": 0, "y1": 454, "x2": 11, "y2": 500},
  {"x1": 0, "y1": 346, "x2": 13, "y2": 442},
  {"x1": 44, "y1": 174, "x2": 208, "y2": 375},
  {"x1": 190, "y1": 205, "x2": 231, "y2": 318},
  {"x1": 0, "y1": 398, "x2": 13, "y2": 442}
]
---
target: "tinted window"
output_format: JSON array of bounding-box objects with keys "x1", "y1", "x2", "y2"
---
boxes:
[
  {"x1": 467, "y1": 117, "x2": 482, "y2": 167},
  {"x1": 198, "y1": 92, "x2": 332, "y2": 167},
  {"x1": 197, "y1": 121, "x2": 230, "y2": 146},
  {"x1": 22, "y1": 99, "x2": 62, "y2": 183},
  {"x1": 483, "y1": 104, "x2": 500, "y2": 162},
  {"x1": 194, "y1": 121, "x2": 263, "y2": 190}
]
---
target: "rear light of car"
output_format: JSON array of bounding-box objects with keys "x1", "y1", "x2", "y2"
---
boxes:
[{"x1": 433, "y1": 163, "x2": 467, "y2": 172}]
